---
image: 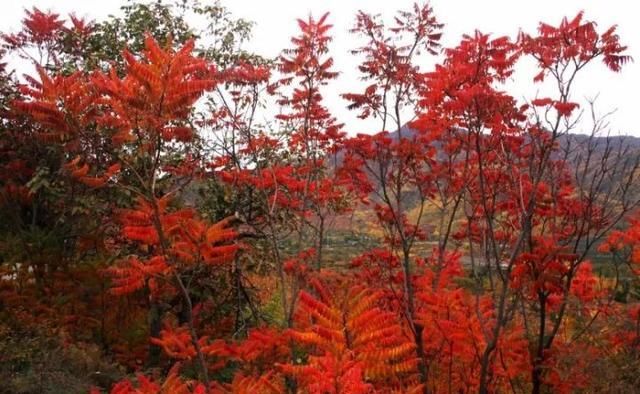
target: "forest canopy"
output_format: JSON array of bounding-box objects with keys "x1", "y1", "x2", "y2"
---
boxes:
[{"x1": 1, "y1": 1, "x2": 640, "y2": 393}]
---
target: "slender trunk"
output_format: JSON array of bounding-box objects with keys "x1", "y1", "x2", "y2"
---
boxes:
[
  {"x1": 234, "y1": 257, "x2": 245, "y2": 334},
  {"x1": 147, "y1": 298, "x2": 162, "y2": 368},
  {"x1": 402, "y1": 247, "x2": 428, "y2": 391},
  {"x1": 478, "y1": 342, "x2": 495, "y2": 394},
  {"x1": 316, "y1": 216, "x2": 325, "y2": 270},
  {"x1": 532, "y1": 293, "x2": 547, "y2": 394},
  {"x1": 151, "y1": 202, "x2": 210, "y2": 389},
  {"x1": 415, "y1": 323, "x2": 428, "y2": 389}
]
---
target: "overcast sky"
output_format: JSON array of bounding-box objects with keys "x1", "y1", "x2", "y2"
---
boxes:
[{"x1": 3, "y1": 1, "x2": 638, "y2": 136}]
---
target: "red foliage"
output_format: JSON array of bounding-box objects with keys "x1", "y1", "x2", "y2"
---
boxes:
[
  {"x1": 93, "y1": 34, "x2": 216, "y2": 147},
  {"x1": 4, "y1": 4, "x2": 638, "y2": 394}
]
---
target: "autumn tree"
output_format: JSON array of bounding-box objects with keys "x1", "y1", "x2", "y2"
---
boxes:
[
  {"x1": 274, "y1": 12, "x2": 345, "y2": 270},
  {"x1": 414, "y1": 11, "x2": 635, "y2": 393},
  {"x1": 1, "y1": 2, "x2": 257, "y2": 389},
  {"x1": 340, "y1": 3, "x2": 443, "y2": 386}
]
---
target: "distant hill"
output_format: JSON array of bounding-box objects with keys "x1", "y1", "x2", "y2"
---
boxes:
[
  {"x1": 389, "y1": 124, "x2": 640, "y2": 150},
  {"x1": 329, "y1": 126, "x2": 640, "y2": 244},
  {"x1": 332, "y1": 125, "x2": 640, "y2": 222},
  {"x1": 341, "y1": 124, "x2": 640, "y2": 169}
]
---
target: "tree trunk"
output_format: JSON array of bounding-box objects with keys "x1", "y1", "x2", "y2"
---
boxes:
[{"x1": 147, "y1": 298, "x2": 162, "y2": 368}]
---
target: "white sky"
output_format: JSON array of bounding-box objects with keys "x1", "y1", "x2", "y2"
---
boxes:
[{"x1": 3, "y1": 0, "x2": 639, "y2": 136}]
